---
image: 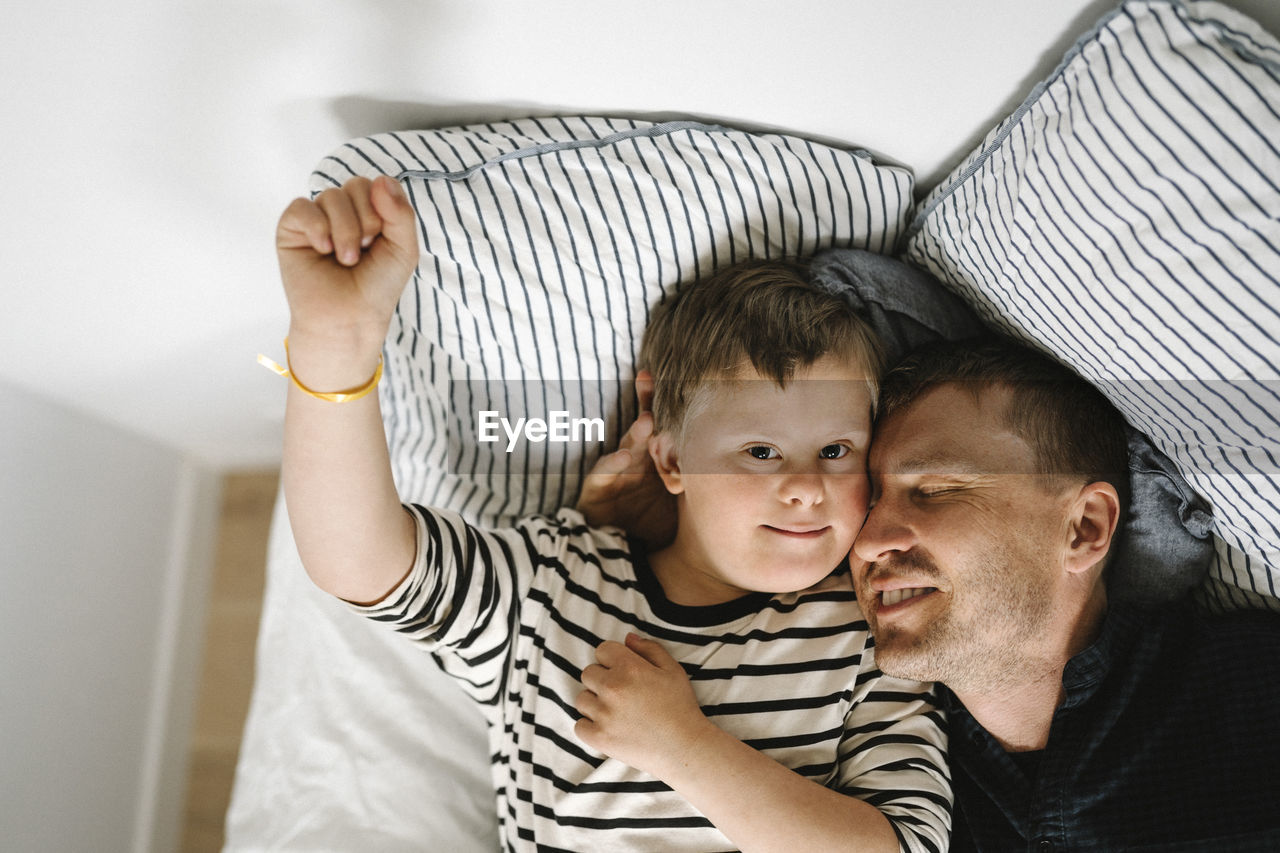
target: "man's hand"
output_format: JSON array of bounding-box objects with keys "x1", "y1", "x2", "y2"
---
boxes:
[
  {"x1": 277, "y1": 175, "x2": 419, "y2": 361},
  {"x1": 576, "y1": 372, "x2": 677, "y2": 548},
  {"x1": 574, "y1": 633, "x2": 711, "y2": 779}
]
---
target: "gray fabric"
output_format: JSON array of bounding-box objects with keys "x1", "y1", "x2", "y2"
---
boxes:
[
  {"x1": 810, "y1": 248, "x2": 1213, "y2": 605},
  {"x1": 1114, "y1": 429, "x2": 1214, "y2": 604},
  {"x1": 810, "y1": 248, "x2": 986, "y2": 366}
]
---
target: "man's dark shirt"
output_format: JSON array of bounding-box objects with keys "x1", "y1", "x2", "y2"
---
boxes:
[{"x1": 944, "y1": 599, "x2": 1280, "y2": 852}]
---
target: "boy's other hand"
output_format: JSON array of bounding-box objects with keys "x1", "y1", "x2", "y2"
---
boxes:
[
  {"x1": 576, "y1": 372, "x2": 677, "y2": 548},
  {"x1": 574, "y1": 633, "x2": 710, "y2": 778},
  {"x1": 277, "y1": 175, "x2": 419, "y2": 353}
]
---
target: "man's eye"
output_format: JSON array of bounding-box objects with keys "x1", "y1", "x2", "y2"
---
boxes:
[
  {"x1": 747, "y1": 446, "x2": 779, "y2": 460},
  {"x1": 819, "y1": 444, "x2": 849, "y2": 459}
]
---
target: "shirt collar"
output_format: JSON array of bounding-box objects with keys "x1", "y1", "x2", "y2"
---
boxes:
[
  {"x1": 1058, "y1": 603, "x2": 1130, "y2": 708},
  {"x1": 939, "y1": 601, "x2": 1146, "y2": 717}
]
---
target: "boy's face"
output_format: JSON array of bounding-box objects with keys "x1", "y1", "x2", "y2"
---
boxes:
[{"x1": 650, "y1": 354, "x2": 873, "y2": 606}]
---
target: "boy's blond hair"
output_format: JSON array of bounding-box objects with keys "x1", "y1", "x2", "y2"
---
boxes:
[{"x1": 639, "y1": 259, "x2": 883, "y2": 441}]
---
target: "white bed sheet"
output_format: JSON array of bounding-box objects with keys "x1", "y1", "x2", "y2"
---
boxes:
[{"x1": 225, "y1": 489, "x2": 496, "y2": 852}]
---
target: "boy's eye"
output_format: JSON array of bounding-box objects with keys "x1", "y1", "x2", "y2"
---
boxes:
[
  {"x1": 746, "y1": 446, "x2": 779, "y2": 460},
  {"x1": 819, "y1": 444, "x2": 849, "y2": 459}
]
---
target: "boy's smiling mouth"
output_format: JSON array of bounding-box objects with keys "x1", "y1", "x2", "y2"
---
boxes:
[{"x1": 762, "y1": 524, "x2": 831, "y2": 538}]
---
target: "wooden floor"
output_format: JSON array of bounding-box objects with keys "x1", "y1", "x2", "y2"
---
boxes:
[{"x1": 181, "y1": 469, "x2": 278, "y2": 852}]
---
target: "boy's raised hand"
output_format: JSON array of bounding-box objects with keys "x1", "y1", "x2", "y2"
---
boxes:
[
  {"x1": 276, "y1": 176, "x2": 420, "y2": 605},
  {"x1": 277, "y1": 175, "x2": 419, "y2": 352}
]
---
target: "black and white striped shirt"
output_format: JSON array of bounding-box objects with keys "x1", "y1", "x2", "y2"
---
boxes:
[{"x1": 355, "y1": 505, "x2": 951, "y2": 852}]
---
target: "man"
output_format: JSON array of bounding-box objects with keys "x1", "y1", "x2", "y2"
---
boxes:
[
  {"x1": 852, "y1": 338, "x2": 1280, "y2": 851},
  {"x1": 581, "y1": 336, "x2": 1280, "y2": 852}
]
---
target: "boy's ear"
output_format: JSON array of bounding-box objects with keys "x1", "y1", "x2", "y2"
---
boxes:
[
  {"x1": 1063, "y1": 481, "x2": 1121, "y2": 576},
  {"x1": 649, "y1": 432, "x2": 685, "y2": 496}
]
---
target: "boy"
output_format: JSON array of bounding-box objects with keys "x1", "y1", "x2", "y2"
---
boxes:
[{"x1": 277, "y1": 175, "x2": 950, "y2": 852}]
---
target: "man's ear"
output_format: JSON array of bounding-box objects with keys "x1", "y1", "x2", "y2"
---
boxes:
[
  {"x1": 649, "y1": 431, "x2": 685, "y2": 496},
  {"x1": 1064, "y1": 481, "x2": 1121, "y2": 575}
]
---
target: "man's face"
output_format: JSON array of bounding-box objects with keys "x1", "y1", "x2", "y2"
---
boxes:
[{"x1": 851, "y1": 383, "x2": 1076, "y2": 693}]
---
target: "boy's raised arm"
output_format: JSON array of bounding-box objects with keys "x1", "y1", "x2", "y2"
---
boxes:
[{"x1": 277, "y1": 175, "x2": 420, "y2": 604}]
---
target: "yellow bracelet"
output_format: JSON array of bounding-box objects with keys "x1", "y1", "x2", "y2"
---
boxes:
[{"x1": 257, "y1": 338, "x2": 384, "y2": 403}]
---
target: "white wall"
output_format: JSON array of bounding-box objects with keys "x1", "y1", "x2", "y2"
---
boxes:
[
  {"x1": 7, "y1": 1, "x2": 1280, "y2": 471},
  {"x1": 9, "y1": 0, "x2": 1241, "y2": 471},
  {"x1": 0, "y1": 380, "x2": 220, "y2": 853}
]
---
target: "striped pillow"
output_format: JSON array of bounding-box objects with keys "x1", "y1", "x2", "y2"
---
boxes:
[
  {"x1": 311, "y1": 117, "x2": 914, "y2": 527},
  {"x1": 904, "y1": 0, "x2": 1280, "y2": 610}
]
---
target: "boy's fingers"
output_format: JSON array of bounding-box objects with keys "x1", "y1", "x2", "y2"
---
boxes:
[
  {"x1": 316, "y1": 187, "x2": 364, "y2": 266},
  {"x1": 574, "y1": 689, "x2": 601, "y2": 721},
  {"x1": 593, "y1": 640, "x2": 632, "y2": 668},
  {"x1": 625, "y1": 633, "x2": 679, "y2": 670},
  {"x1": 573, "y1": 717, "x2": 600, "y2": 747},
  {"x1": 370, "y1": 176, "x2": 419, "y2": 260},
  {"x1": 277, "y1": 198, "x2": 333, "y2": 255},
  {"x1": 580, "y1": 663, "x2": 606, "y2": 692},
  {"x1": 343, "y1": 176, "x2": 384, "y2": 249}
]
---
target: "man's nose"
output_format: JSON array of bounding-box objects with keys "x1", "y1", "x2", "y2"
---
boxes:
[{"x1": 852, "y1": 497, "x2": 914, "y2": 561}]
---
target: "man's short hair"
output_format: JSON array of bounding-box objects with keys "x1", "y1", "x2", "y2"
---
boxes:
[
  {"x1": 879, "y1": 337, "x2": 1131, "y2": 516},
  {"x1": 639, "y1": 259, "x2": 883, "y2": 439}
]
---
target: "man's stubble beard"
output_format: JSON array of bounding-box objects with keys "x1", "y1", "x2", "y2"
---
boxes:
[{"x1": 870, "y1": 543, "x2": 1055, "y2": 695}]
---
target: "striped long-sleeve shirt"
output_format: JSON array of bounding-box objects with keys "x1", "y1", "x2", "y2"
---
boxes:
[{"x1": 353, "y1": 504, "x2": 951, "y2": 852}]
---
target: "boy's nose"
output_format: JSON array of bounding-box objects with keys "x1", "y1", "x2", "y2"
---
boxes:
[{"x1": 778, "y1": 471, "x2": 824, "y2": 506}]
